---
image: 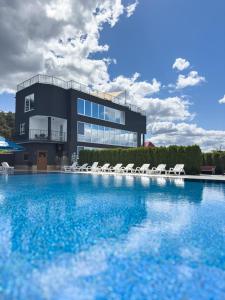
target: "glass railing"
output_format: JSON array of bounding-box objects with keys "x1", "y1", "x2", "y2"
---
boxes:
[
  {"x1": 29, "y1": 129, "x2": 67, "y2": 142},
  {"x1": 17, "y1": 74, "x2": 145, "y2": 116}
]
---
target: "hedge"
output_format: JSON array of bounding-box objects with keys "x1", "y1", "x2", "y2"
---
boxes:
[
  {"x1": 78, "y1": 145, "x2": 202, "y2": 175},
  {"x1": 202, "y1": 151, "x2": 225, "y2": 174}
]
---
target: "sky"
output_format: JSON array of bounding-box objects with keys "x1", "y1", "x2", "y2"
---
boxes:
[{"x1": 0, "y1": 0, "x2": 224, "y2": 150}]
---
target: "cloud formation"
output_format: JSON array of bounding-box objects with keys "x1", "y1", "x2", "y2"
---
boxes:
[
  {"x1": 126, "y1": 0, "x2": 139, "y2": 17},
  {"x1": 0, "y1": 0, "x2": 138, "y2": 92},
  {"x1": 172, "y1": 58, "x2": 190, "y2": 71},
  {"x1": 176, "y1": 71, "x2": 206, "y2": 89},
  {"x1": 148, "y1": 122, "x2": 225, "y2": 151},
  {"x1": 0, "y1": 0, "x2": 224, "y2": 151},
  {"x1": 218, "y1": 94, "x2": 225, "y2": 104}
]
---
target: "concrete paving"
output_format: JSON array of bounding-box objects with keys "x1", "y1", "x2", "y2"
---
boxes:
[{"x1": 64, "y1": 171, "x2": 225, "y2": 182}]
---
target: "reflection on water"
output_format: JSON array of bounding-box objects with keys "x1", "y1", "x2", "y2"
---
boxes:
[
  {"x1": 173, "y1": 178, "x2": 185, "y2": 188},
  {"x1": 124, "y1": 175, "x2": 134, "y2": 187},
  {"x1": 114, "y1": 175, "x2": 123, "y2": 187},
  {"x1": 0, "y1": 174, "x2": 225, "y2": 300},
  {"x1": 140, "y1": 176, "x2": 151, "y2": 187},
  {"x1": 156, "y1": 177, "x2": 167, "y2": 186}
]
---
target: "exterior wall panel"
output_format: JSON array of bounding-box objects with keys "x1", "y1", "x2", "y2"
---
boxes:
[{"x1": 15, "y1": 81, "x2": 146, "y2": 168}]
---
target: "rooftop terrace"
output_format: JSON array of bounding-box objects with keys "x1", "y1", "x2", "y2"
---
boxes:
[{"x1": 17, "y1": 74, "x2": 145, "y2": 116}]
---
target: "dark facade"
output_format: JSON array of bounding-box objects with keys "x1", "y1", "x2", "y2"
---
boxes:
[{"x1": 15, "y1": 75, "x2": 146, "y2": 170}]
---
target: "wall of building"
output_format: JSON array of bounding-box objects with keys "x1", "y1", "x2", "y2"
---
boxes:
[
  {"x1": 15, "y1": 143, "x2": 67, "y2": 170},
  {"x1": 15, "y1": 81, "x2": 146, "y2": 166}
]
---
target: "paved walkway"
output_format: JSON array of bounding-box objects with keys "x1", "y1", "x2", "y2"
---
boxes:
[{"x1": 64, "y1": 171, "x2": 225, "y2": 182}]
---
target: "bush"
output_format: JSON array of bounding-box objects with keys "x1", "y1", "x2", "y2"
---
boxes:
[
  {"x1": 79, "y1": 145, "x2": 202, "y2": 175},
  {"x1": 202, "y1": 151, "x2": 225, "y2": 174}
]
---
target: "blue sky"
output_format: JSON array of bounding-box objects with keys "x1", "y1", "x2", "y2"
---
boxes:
[
  {"x1": 0, "y1": 0, "x2": 224, "y2": 149},
  {"x1": 98, "y1": 0, "x2": 225, "y2": 130}
]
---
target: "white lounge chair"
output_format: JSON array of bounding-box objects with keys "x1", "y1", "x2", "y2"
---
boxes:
[
  {"x1": 107, "y1": 163, "x2": 123, "y2": 173},
  {"x1": 134, "y1": 164, "x2": 150, "y2": 174},
  {"x1": 73, "y1": 163, "x2": 88, "y2": 172},
  {"x1": 149, "y1": 164, "x2": 166, "y2": 174},
  {"x1": 166, "y1": 164, "x2": 185, "y2": 175},
  {"x1": 63, "y1": 162, "x2": 78, "y2": 172},
  {"x1": 120, "y1": 163, "x2": 134, "y2": 173},
  {"x1": 1, "y1": 162, "x2": 14, "y2": 172},
  {"x1": 85, "y1": 162, "x2": 99, "y2": 172},
  {"x1": 97, "y1": 163, "x2": 110, "y2": 172}
]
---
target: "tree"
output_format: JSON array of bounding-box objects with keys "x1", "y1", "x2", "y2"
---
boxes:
[{"x1": 0, "y1": 111, "x2": 15, "y2": 139}]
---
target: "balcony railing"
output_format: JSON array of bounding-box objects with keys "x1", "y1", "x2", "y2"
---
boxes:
[
  {"x1": 17, "y1": 74, "x2": 146, "y2": 116},
  {"x1": 29, "y1": 129, "x2": 67, "y2": 142}
]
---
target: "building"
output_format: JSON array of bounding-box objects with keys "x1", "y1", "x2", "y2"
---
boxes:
[
  {"x1": 144, "y1": 141, "x2": 155, "y2": 148},
  {"x1": 15, "y1": 75, "x2": 146, "y2": 170}
]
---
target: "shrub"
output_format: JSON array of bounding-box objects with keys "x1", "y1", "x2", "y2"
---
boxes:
[{"x1": 79, "y1": 145, "x2": 202, "y2": 175}]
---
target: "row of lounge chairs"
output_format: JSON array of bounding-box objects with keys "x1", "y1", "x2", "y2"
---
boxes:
[{"x1": 63, "y1": 162, "x2": 185, "y2": 175}]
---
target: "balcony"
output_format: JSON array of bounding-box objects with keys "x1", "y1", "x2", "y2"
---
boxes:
[
  {"x1": 29, "y1": 129, "x2": 67, "y2": 142},
  {"x1": 28, "y1": 115, "x2": 67, "y2": 143}
]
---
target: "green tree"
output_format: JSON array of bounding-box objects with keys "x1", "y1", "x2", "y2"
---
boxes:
[{"x1": 0, "y1": 111, "x2": 15, "y2": 139}]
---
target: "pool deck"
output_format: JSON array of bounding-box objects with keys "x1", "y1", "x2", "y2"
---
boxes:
[
  {"x1": 2, "y1": 169, "x2": 225, "y2": 182},
  {"x1": 64, "y1": 171, "x2": 225, "y2": 182}
]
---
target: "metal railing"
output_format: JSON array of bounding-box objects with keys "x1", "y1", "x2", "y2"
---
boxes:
[
  {"x1": 29, "y1": 129, "x2": 67, "y2": 142},
  {"x1": 17, "y1": 74, "x2": 145, "y2": 116}
]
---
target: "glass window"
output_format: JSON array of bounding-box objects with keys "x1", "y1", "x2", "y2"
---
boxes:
[
  {"x1": 92, "y1": 103, "x2": 99, "y2": 118},
  {"x1": 24, "y1": 153, "x2": 29, "y2": 161},
  {"x1": 77, "y1": 122, "x2": 84, "y2": 135},
  {"x1": 20, "y1": 123, "x2": 25, "y2": 135},
  {"x1": 99, "y1": 105, "x2": 104, "y2": 120},
  {"x1": 77, "y1": 121, "x2": 137, "y2": 147},
  {"x1": 76, "y1": 98, "x2": 125, "y2": 125},
  {"x1": 24, "y1": 94, "x2": 34, "y2": 112},
  {"x1": 92, "y1": 124, "x2": 98, "y2": 143},
  {"x1": 84, "y1": 123, "x2": 92, "y2": 142},
  {"x1": 77, "y1": 98, "x2": 84, "y2": 115},
  {"x1": 85, "y1": 100, "x2": 92, "y2": 117}
]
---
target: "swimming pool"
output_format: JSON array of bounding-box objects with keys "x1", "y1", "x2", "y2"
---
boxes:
[{"x1": 0, "y1": 173, "x2": 225, "y2": 300}]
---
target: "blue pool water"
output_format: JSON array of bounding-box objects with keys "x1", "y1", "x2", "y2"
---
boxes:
[{"x1": 0, "y1": 174, "x2": 225, "y2": 300}]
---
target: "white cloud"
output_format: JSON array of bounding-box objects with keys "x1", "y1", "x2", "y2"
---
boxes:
[
  {"x1": 0, "y1": 0, "x2": 138, "y2": 92},
  {"x1": 0, "y1": 1, "x2": 224, "y2": 151},
  {"x1": 147, "y1": 121, "x2": 225, "y2": 151},
  {"x1": 126, "y1": 0, "x2": 139, "y2": 17},
  {"x1": 96, "y1": 72, "x2": 161, "y2": 98},
  {"x1": 218, "y1": 94, "x2": 225, "y2": 104},
  {"x1": 176, "y1": 71, "x2": 205, "y2": 89},
  {"x1": 172, "y1": 58, "x2": 190, "y2": 71}
]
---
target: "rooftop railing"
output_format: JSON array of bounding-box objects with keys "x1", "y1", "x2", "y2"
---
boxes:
[{"x1": 17, "y1": 74, "x2": 145, "y2": 116}]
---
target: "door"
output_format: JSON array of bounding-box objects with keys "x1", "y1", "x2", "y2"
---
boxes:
[{"x1": 37, "y1": 151, "x2": 48, "y2": 170}]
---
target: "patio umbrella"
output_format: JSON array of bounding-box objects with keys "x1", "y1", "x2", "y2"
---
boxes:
[{"x1": 0, "y1": 136, "x2": 24, "y2": 153}]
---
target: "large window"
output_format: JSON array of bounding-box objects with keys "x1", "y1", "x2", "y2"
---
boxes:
[
  {"x1": 25, "y1": 94, "x2": 34, "y2": 112},
  {"x1": 77, "y1": 121, "x2": 137, "y2": 147},
  {"x1": 77, "y1": 98, "x2": 125, "y2": 125}
]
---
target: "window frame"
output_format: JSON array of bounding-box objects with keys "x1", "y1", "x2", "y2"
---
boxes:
[
  {"x1": 77, "y1": 98, "x2": 125, "y2": 125},
  {"x1": 24, "y1": 94, "x2": 34, "y2": 113},
  {"x1": 19, "y1": 123, "x2": 25, "y2": 135},
  {"x1": 77, "y1": 121, "x2": 137, "y2": 147}
]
